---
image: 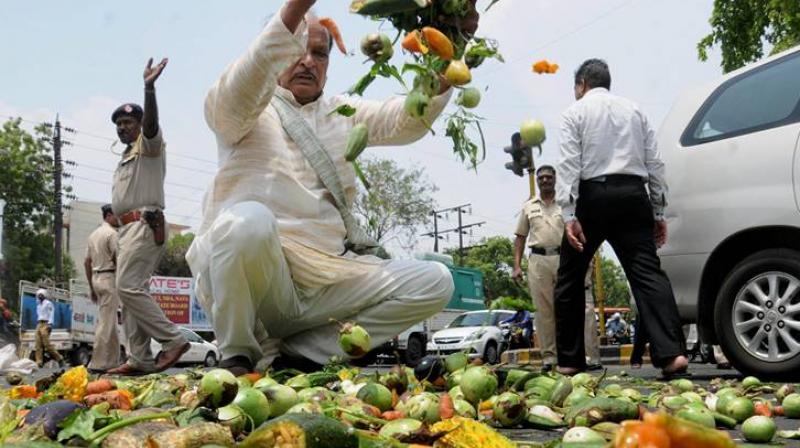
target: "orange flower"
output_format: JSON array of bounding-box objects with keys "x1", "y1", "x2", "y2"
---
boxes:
[
  {"x1": 402, "y1": 30, "x2": 429, "y2": 54},
  {"x1": 532, "y1": 59, "x2": 559, "y2": 74},
  {"x1": 422, "y1": 27, "x2": 454, "y2": 60},
  {"x1": 9, "y1": 385, "x2": 38, "y2": 399}
]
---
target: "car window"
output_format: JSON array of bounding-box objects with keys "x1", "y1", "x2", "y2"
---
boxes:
[
  {"x1": 682, "y1": 51, "x2": 800, "y2": 146},
  {"x1": 448, "y1": 312, "x2": 492, "y2": 328}
]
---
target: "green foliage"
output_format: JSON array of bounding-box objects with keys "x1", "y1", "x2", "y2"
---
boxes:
[
  {"x1": 352, "y1": 158, "x2": 437, "y2": 249},
  {"x1": 155, "y1": 232, "x2": 195, "y2": 277},
  {"x1": 490, "y1": 296, "x2": 535, "y2": 312},
  {"x1": 445, "y1": 236, "x2": 529, "y2": 302},
  {"x1": 699, "y1": 0, "x2": 800, "y2": 73},
  {"x1": 594, "y1": 256, "x2": 632, "y2": 309},
  {"x1": 0, "y1": 118, "x2": 57, "y2": 306}
]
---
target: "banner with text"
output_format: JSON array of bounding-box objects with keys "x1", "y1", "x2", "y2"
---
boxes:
[{"x1": 149, "y1": 276, "x2": 210, "y2": 331}]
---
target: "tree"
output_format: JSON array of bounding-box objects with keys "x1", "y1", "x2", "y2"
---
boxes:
[
  {"x1": 698, "y1": 0, "x2": 800, "y2": 73},
  {"x1": 352, "y1": 158, "x2": 437, "y2": 251},
  {"x1": 156, "y1": 233, "x2": 195, "y2": 277},
  {"x1": 445, "y1": 236, "x2": 530, "y2": 303},
  {"x1": 595, "y1": 255, "x2": 632, "y2": 309},
  {"x1": 0, "y1": 118, "x2": 57, "y2": 308}
]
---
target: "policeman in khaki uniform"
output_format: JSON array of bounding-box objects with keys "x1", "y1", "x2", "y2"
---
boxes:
[
  {"x1": 84, "y1": 204, "x2": 120, "y2": 372},
  {"x1": 106, "y1": 58, "x2": 188, "y2": 375},
  {"x1": 513, "y1": 165, "x2": 600, "y2": 370}
]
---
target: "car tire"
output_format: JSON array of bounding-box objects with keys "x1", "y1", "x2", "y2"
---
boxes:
[
  {"x1": 72, "y1": 346, "x2": 91, "y2": 367},
  {"x1": 204, "y1": 351, "x2": 217, "y2": 367},
  {"x1": 404, "y1": 335, "x2": 426, "y2": 367},
  {"x1": 483, "y1": 341, "x2": 498, "y2": 365},
  {"x1": 714, "y1": 248, "x2": 800, "y2": 379}
]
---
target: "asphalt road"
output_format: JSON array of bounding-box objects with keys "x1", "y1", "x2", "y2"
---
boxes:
[{"x1": 4, "y1": 361, "x2": 800, "y2": 446}]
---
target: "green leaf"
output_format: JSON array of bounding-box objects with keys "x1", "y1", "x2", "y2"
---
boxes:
[
  {"x1": 348, "y1": 73, "x2": 377, "y2": 96},
  {"x1": 329, "y1": 104, "x2": 357, "y2": 118},
  {"x1": 57, "y1": 409, "x2": 96, "y2": 442}
]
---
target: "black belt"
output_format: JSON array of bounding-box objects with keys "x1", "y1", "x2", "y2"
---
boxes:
[
  {"x1": 94, "y1": 269, "x2": 116, "y2": 274},
  {"x1": 585, "y1": 174, "x2": 645, "y2": 184},
  {"x1": 531, "y1": 246, "x2": 560, "y2": 256}
]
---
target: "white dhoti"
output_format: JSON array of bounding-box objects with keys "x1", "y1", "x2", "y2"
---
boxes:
[{"x1": 187, "y1": 201, "x2": 454, "y2": 365}]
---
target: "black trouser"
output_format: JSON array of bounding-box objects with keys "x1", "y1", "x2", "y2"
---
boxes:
[{"x1": 554, "y1": 176, "x2": 686, "y2": 369}]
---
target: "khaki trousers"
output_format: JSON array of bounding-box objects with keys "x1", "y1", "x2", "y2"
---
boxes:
[
  {"x1": 117, "y1": 219, "x2": 186, "y2": 371},
  {"x1": 188, "y1": 201, "x2": 455, "y2": 365},
  {"x1": 528, "y1": 253, "x2": 599, "y2": 365},
  {"x1": 88, "y1": 272, "x2": 120, "y2": 370},
  {"x1": 35, "y1": 321, "x2": 62, "y2": 365}
]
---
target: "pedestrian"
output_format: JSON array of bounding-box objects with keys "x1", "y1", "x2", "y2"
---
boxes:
[
  {"x1": 512, "y1": 165, "x2": 601, "y2": 371},
  {"x1": 106, "y1": 58, "x2": 189, "y2": 375},
  {"x1": 554, "y1": 58, "x2": 688, "y2": 377},
  {"x1": 186, "y1": 0, "x2": 477, "y2": 375},
  {"x1": 34, "y1": 289, "x2": 64, "y2": 368},
  {"x1": 84, "y1": 204, "x2": 121, "y2": 373}
]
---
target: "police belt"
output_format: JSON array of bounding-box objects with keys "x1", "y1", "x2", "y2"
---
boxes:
[
  {"x1": 118, "y1": 210, "x2": 143, "y2": 226},
  {"x1": 530, "y1": 246, "x2": 560, "y2": 256}
]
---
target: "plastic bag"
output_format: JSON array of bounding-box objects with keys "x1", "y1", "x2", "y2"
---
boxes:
[
  {"x1": 7, "y1": 359, "x2": 38, "y2": 375},
  {"x1": 0, "y1": 343, "x2": 18, "y2": 370}
]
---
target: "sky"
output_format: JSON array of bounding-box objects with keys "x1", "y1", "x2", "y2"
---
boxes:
[{"x1": 0, "y1": 0, "x2": 725, "y2": 257}]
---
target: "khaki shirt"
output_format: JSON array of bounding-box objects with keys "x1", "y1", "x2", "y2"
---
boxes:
[
  {"x1": 112, "y1": 129, "x2": 166, "y2": 216},
  {"x1": 515, "y1": 198, "x2": 564, "y2": 249},
  {"x1": 85, "y1": 222, "x2": 118, "y2": 272}
]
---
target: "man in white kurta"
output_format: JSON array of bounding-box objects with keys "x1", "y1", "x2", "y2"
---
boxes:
[{"x1": 187, "y1": 0, "x2": 456, "y2": 373}]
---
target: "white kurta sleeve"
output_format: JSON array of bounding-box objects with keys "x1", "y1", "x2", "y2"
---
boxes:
[
  {"x1": 345, "y1": 89, "x2": 453, "y2": 147},
  {"x1": 205, "y1": 9, "x2": 308, "y2": 146}
]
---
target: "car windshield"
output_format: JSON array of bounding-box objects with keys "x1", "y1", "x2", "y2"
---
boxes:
[{"x1": 448, "y1": 312, "x2": 495, "y2": 328}]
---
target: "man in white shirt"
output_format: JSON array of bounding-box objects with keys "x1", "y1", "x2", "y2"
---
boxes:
[
  {"x1": 187, "y1": 0, "x2": 476, "y2": 375},
  {"x1": 554, "y1": 59, "x2": 688, "y2": 377},
  {"x1": 35, "y1": 289, "x2": 64, "y2": 367}
]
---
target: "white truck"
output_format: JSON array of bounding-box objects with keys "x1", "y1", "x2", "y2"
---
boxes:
[{"x1": 17, "y1": 280, "x2": 124, "y2": 366}]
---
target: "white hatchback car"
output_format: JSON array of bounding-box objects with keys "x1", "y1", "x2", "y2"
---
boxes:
[
  {"x1": 658, "y1": 45, "x2": 800, "y2": 377},
  {"x1": 426, "y1": 310, "x2": 514, "y2": 365},
  {"x1": 122, "y1": 327, "x2": 220, "y2": 368}
]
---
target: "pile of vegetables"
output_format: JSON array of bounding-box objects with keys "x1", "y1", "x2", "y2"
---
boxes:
[
  {"x1": 343, "y1": 0, "x2": 505, "y2": 171},
  {"x1": 3, "y1": 328, "x2": 800, "y2": 447}
]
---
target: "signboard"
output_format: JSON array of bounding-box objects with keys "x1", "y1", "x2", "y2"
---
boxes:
[{"x1": 149, "y1": 276, "x2": 211, "y2": 331}]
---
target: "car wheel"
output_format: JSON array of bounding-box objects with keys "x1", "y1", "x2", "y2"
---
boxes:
[
  {"x1": 404, "y1": 335, "x2": 426, "y2": 367},
  {"x1": 715, "y1": 249, "x2": 800, "y2": 379},
  {"x1": 483, "y1": 341, "x2": 498, "y2": 365},
  {"x1": 204, "y1": 351, "x2": 217, "y2": 367},
  {"x1": 72, "y1": 346, "x2": 91, "y2": 367}
]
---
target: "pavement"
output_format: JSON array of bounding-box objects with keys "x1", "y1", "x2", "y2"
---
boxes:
[{"x1": 4, "y1": 361, "x2": 800, "y2": 446}]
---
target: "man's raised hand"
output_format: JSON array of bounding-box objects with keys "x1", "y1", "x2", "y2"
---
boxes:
[{"x1": 144, "y1": 57, "x2": 168, "y2": 88}]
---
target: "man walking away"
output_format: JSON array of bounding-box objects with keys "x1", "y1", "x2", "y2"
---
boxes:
[
  {"x1": 106, "y1": 58, "x2": 189, "y2": 375},
  {"x1": 34, "y1": 289, "x2": 64, "y2": 368},
  {"x1": 554, "y1": 59, "x2": 688, "y2": 377},
  {"x1": 84, "y1": 204, "x2": 121, "y2": 373}
]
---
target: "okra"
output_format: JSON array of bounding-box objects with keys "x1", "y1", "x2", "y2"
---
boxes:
[
  {"x1": 549, "y1": 376, "x2": 573, "y2": 407},
  {"x1": 345, "y1": 123, "x2": 369, "y2": 162},
  {"x1": 565, "y1": 397, "x2": 639, "y2": 427}
]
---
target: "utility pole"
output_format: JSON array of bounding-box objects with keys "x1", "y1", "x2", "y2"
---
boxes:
[
  {"x1": 52, "y1": 117, "x2": 63, "y2": 283},
  {"x1": 421, "y1": 204, "x2": 485, "y2": 259}
]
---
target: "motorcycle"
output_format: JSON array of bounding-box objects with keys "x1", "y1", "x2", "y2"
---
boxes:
[{"x1": 501, "y1": 322, "x2": 532, "y2": 350}]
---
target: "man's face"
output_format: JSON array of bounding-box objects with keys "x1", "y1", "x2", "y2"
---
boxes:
[
  {"x1": 115, "y1": 116, "x2": 141, "y2": 144},
  {"x1": 574, "y1": 80, "x2": 588, "y2": 100},
  {"x1": 537, "y1": 170, "x2": 556, "y2": 193},
  {"x1": 105, "y1": 213, "x2": 119, "y2": 227},
  {"x1": 277, "y1": 23, "x2": 330, "y2": 105}
]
